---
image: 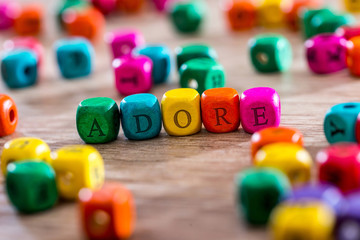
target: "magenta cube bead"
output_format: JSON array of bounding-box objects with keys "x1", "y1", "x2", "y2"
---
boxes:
[
  {"x1": 0, "y1": 2, "x2": 18, "y2": 30},
  {"x1": 305, "y1": 33, "x2": 347, "y2": 74},
  {"x1": 336, "y1": 26, "x2": 360, "y2": 40},
  {"x1": 3, "y1": 37, "x2": 44, "y2": 66},
  {"x1": 91, "y1": 0, "x2": 117, "y2": 15},
  {"x1": 152, "y1": 0, "x2": 170, "y2": 11},
  {"x1": 239, "y1": 87, "x2": 281, "y2": 134},
  {"x1": 113, "y1": 56, "x2": 153, "y2": 96},
  {"x1": 105, "y1": 30, "x2": 145, "y2": 59}
]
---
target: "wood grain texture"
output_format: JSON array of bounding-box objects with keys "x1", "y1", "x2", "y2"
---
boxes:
[{"x1": 0, "y1": 0, "x2": 356, "y2": 239}]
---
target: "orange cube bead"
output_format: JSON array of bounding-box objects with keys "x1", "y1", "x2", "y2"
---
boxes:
[
  {"x1": 63, "y1": 7, "x2": 105, "y2": 41},
  {"x1": 284, "y1": 0, "x2": 322, "y2": 31},
  {"x1": 250, "y1": 126, "x2": 304, "y2": 158},
  {"x1": 224, "y1": 0, "x2": 257, "y2": 31},
  {"x1": 0, "y1": 94, "x2": 18, "y2": 137},
  {"x1": 116, "y1": 0, "x2": 144, "y2": 13},
  {"x1": 347, "y1": 36, "x2": 360, "y2": 76},
  {"x1": 79, "y1": 183, "x2": 135, "y2": 240},
  {"x1": 13, "y1": 4, "x2": 43, "y2": 36},
  {"x1": 201, "y1": 87, "x2": 240, "y2": 133}
]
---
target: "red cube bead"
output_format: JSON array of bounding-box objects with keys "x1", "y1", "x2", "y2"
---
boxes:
[
  {"x1": 3, "y1": 37, "x2": 44, "y2": 66},
  {"x1": 224, "y1": 0, "x2": 256, "y2": 31},
  {"x1": 13, "y1": 4, "x2": 43, "y2": 36},
  {"x1": 0, "y1": 94, "x2": 18, "y2": 137},
  {"x1": 317, "y1": 143, "x2": 360, "y2": 194},
  {"x1": 201, "y1": 87, "x2": 240, "y2": 133},
  {"x1": 91, "y1": 0, "x2": 117, "y2": 15},
  {"x1": 116, "y1": 0, "x2": 144, "y2": 13},
  {"x1": 336, "y1": 26, "x2": 360, "y2": 40},
  {"x1": 347, "y1": 36, "x2": 360, "y2": 76},
  {"x1": 79, "y1": 183, "x2": 136, "y2": 240},
  {"x1": 284, "y1": 0, "x2": 322, "y2": 31}
]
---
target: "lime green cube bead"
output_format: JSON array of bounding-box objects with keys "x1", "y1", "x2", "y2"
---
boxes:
[
  {"x1": 175, "y1": 44, "x2": 218, "y2": 70},
  {"x1": 170, "y1": 1, "x2": 205, "y2": 34},
  {"x1": 300, "y1": 8, "x2": 334, "y2": 39},
  {"x1": 76, "y1": 97, "x2": 120, "y2": 144},
  {"x1": 180, "y1": 58, "x2": 225, "y2": 95},
  {"x1": 248, "y1": 34, "x2": 292, "y2": 73},
  {"x1": 6, "y1": 161, "x2": 58, "y2": 213},
  {"x1": 312, "y1": 13, "x2": 355, "y2": 35},
  {"x1": 235, "y1": 168, "x2": 291, "y2": 225}
]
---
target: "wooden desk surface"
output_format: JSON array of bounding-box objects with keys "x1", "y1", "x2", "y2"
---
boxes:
[{"x1": 0, "y1": 0, "x2": 357, "y2": 239}]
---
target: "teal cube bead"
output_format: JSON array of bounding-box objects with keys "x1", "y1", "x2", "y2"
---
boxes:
[
  {"x1": 179, "y1": 58, "x2": 225, "y2": 95},
  {"x1": 55, "y1": 37, "x2": 93, "y2": 79},
  {"x1": 76, "y1": 97, "x2": 120, "y2": 143},
  {"x1": 120, "y1": 93, "x2": 162, "y2": 140},
  {"x1": 133, "y1": 45, "x2": 171, "y2": 84},
  {"x1": 324, "y1": 102, "x2": 360, "y2": 144},
  {"x1": 1, "y1": 50, "x2": 38, "y2": 89},
  {"x1": 235, "y1": 168, "x2": 290, "y2": 225},
  {"x1": 249, "y1": 34, "x2": 292, "y2": 73},
  {"x1": 312, "y1": 13, "x2": 355, "y2": 35},
  {"x1": 169, "y1": 1, "x2": 205, "y2": 34},
  {"x1": 175, "y1": 44, "x2": 218, "y2": 70},
  {"x1": 6, "y1": 161, "x2": 58, "y2": 214},
  {"x1": 301, "y1": 8, "x2": 334, "y2": 39}
]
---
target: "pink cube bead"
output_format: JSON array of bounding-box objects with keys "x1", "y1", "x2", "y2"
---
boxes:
[
  {"x1": 3, "y1": 37, "x2": 44, "y2": 66},
  {"x1": 152, "y1": 0, "x2": 170, "y2": 11},
  {"x1": 305, "y1": 33, "x2": 347, "y2": 74},
  {"x1": 0, "y1": 2, "x2": 18, "y2": 30},
  {"x1": 113, "y1": 55, "x2": 153, "y2": 96},
  {"x1": 105, "y1": 30, "x2": 145, "y2": 59},
  {"x1": 240, "y1": 87, "x2": 281, "y2": 134},
  {"x1": 91, "y1": 0, "x2": 116, "y2": 15},
  {"x1": 336, "y1": 26, "x2": 360, "y2": 40}
]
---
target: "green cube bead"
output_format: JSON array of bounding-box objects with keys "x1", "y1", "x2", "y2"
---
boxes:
[
  {"x1": 57, "y1": 0, "x2": 89, "y2": 28},
  {"x1": 235, "y1": 168, "x2": 290, "y2": 225},
  {"x1": 76, "y1": 97, "x2": 120, "y2": 144},
  {"x1": 312, "y1": 13, "x2": 355, "y2": 35},
  {"x1": 179, "y1": 58, "x2": 225, "y2": 95},
  {"x1": 249, "y1": 34, "x2": 292, "y2": 73},
  {"x1": 6, "y1": 161, "x2": 58, "y2": 213},
  {"x1": 170, "y1": 1, "x2": 205, "y2": 34},
  {"x1": 175, "y1": 44, "x2": 218, "y2": 70},
  {"x1": 300, "y1": 8, "x2": 334, "y2": 39}
]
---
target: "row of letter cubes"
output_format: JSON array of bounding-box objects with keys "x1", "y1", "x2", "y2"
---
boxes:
[
  {"x1": 1, "y1": 137, "x2": 135, "y2": 239},
  {"x1": 76, "y1": 87, "x2": 281, "y2": 143}
]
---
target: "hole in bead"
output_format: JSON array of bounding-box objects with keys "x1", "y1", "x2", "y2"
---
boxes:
[
  {"x1": 9, "y1": 109, "x2": 15, "y2": 123},
  {"x1": 24, "y1": 66, "x2": 31, "y2": 76},
  {"x1": 256, "y1": 53, "x2": 268, "y2": 65},
  {"x1": 188, "y1": 79, "x2": 198, "y2": 90},
  {"x1": 61, "y1": 172, "x2": 74, "y2": 186},
  {"x1": 344, "y1": 104, "x2": 356, "y2": 109},
  {"x1": 90, "y1": 210, "x2": 111, "y2": 234}
]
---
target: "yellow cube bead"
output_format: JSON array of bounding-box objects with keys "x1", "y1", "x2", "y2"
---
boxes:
[
  {"x1": 271, "y1": 201, "x2": 335, "y2": 240},
  {"x1": 257, "y1": 0, "x2": 289, "y2": 28},
  {"x1": 161, "y1": 88, "x2": 201, "y2": 136},
  {"x1": 1, "y1": 137, "x2": 51, "y2": 176},
  {"x1": 254, "y1": 142, "x2": 312, "y2": 186},
  {"x1": 51, "y1": 145, "x2": 105, "y2": 200},
  {"x1": 344, "y1": 0, "x2": 360, "y2": 12}
]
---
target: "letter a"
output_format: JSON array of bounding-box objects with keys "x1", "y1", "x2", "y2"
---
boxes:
[{"x1": 87, "y1": 118, "x2": 106, "y2": 137}]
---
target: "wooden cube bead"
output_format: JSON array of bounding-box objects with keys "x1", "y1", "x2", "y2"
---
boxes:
[
  {"x1": 6, "y1": 161, "x2": 58, "y2": 213},
  {"x1": 91, "y1": 0, "x2": 117, "y2": 15},
  {"x1": 175, "y1": 44, "x2": 218, "y2": 70},
  {"x1": 317, "y1": 143, "x2": 360, "y2": 194},
  {"x1": 152, "y1": 0, "x2": 169, "y2": 11},
  {"x1": 271, "y1": 201, "x2": 335, "y2": 240},
  {"x1": 305, "y1": 33, "x2": 347, "y2": 74},
  {"x1": 51, "y1": 145, "x2": 105, "y2": 200},
  {"x1": 133, "y1": 45, "x2": 171, "y2": 84},
  {"x1": 57, "y1": 0, "x2": 89, "y2": 28},
  {"x1": 249, "y1": 34, "x2": 292, "y2": 73},
  {"x1": 77, "y1": 97, "x2": 120, "y2": 144},
  {"x1": 250, "y1": 126, "x2": 304, "y2": 159},
  {"x1": 116, "y1": 0, "x2": 144, "y2": 13},
  {"x1": 254, "y1": 143, "x2": 312, "y2": 186},
  {"x1": 0, "y1": 94, "x2": 18, "y2": 137},
  {"x1": 55, "y1": 37, "x2": 94, "y2": 79},
  {"x1": 224, "y1": 0, "x2": 256, "y2": 31},
  {"x1": 344, "y1": 0, "x2": 360, "y2": 12},
  {"x1": 1, "y1": 137, "x2": 51, "y2": 176},
  {"x1": 347, "y1": 36, "x2": 360, "y2": 77},
  {"x1": 235, "y1": 168, "x2": 290, "y2": 225},
  {"x1": 300, "y1": 8, "x2": 334, "y2": 39},
  {"x1": 201, "y1": 87, "x2": 240, "y2": 133},
  {"x1": 336, "y1": 26, "x2": 360, "y2": 40},
  {"x1": 161, "y1": 88, "x2": 201, "y2": 136},
  {"x1": 13, "y1": 4, "x2": 43, "y2": 36},
  {"x1": 240, "y1": 87, "x2": 281, "y2": 134},
  {"x1": 284, "y1": 0, "x2": 314, "y2": 31},
  {"x1": 63, "y1": 7, "x2": 105, "y2": 41},
  {"x1": 1, "y1": 49, "x2": 38, "y2": 89},
  {"x1": 169, "y1": 1, "x2": 205, "y2": 34},
  {"x1": 257, "y1": 0, "x2": 286, "y2": 28},
  {"x1": 324, "y1": 102, "x2": 360, "y2": 144},
  {"x1": 79, "y1": 183, "x2": 135, "y2": 240},
  {"x1": 312, "y1": 13, "x2": 355, "y2": 35},
  {"x1": 113, "y1": 55, "x2": 153, "y2": 96},
  {"x1": 0, "y1": 2, "x2": 19, "y2": 30},
  {"x1": 120, "y1": 93, "x2": 162, "y2": 140}
]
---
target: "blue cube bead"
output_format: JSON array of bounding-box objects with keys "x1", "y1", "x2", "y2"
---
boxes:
[
  {"x1": 134, "y1": 45, "x2": 171, "y2": 84},
  {"x1": 1, "y1": 50, "x2": 38, "y2": 89},
  {"x1": 120, "y1": 93, "x2": 162, "y2": 140},
  {"x1": 55, "y1": 37, "x2": 93, "y2": 79},
  {"x1": 324, "y1": 102, "x2": 360, "y2": 144}
]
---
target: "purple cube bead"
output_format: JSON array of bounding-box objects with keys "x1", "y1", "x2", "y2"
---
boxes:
[
  {"x1": 305, "y1": 33, "x2": 347, "y2": 74},
  {"x1": 113, "y1": 55, "x2": 153, "y2": 96},
  {"x1": 105, "y1": 29, "x2": 145, "y2": 59},
  {"x1": 336, "y1": 192, "x2": 360, "y2": 240},
  {"x1": 0, "y1": 2, "x2": 18, "y2": 30},
  {"x1": 239, "y1": 87, "x2": 281, "y2": 134},
  {"x1": 287, "y1": 184, "x2": 344, "y2": 214}
]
